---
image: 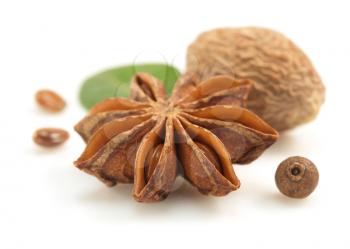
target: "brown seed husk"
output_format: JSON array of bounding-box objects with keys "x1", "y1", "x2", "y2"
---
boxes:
[{"x1": 74, "y1": 73, "x2": 279, "y2": 202}]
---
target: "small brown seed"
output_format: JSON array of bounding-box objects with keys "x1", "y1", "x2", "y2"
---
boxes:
[
  {"x1": 33, "y1": 128, "x2": 69, "y2": 147},
  {"x1": 35, "y1": 89, "x2": 66, "y2": 112},
  {"x1": 275, "y1": 156, "x2": 319, "y2": 198}
]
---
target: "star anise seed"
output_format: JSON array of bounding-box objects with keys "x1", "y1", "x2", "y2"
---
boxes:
[{"x1": 74, "y1": 73, "x2": 279, "y2": 202}]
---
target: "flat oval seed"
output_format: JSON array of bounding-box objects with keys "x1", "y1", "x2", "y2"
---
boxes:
[
  {"x1": 35, "y1": 90, "x2": 66, "y2": 112},
  {"x1": 33, "y1": 128, "x2": 69, "y2": 147}
]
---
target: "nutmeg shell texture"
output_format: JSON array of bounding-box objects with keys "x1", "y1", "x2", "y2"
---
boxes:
[{"x1": 186, "y1": 27, "x2": 325, "y2": 131}]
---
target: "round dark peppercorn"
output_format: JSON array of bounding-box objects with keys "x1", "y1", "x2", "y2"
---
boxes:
[{"x1": 275, "y1": 156, "x2": 319, "y2": 198}]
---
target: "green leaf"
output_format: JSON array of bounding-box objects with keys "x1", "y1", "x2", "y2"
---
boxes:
[{"x1": 79, "y1": 63, "x2": 181, "y2": 110}]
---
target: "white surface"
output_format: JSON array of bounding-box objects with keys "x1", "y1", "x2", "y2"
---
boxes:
[{"x1": 0, "y1": 0, "x2": 349, "y2": 248}]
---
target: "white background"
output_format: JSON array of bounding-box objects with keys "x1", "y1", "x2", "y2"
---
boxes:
[{"x1": 0, "y1": 0, "x2": 349, "y2": 248}]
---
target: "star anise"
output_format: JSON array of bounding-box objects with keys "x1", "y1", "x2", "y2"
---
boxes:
[{"x1": 74, "y1": 73, "x2": 278, "y2": 202}]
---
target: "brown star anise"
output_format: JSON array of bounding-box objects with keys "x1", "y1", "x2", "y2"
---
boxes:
[{"x1": 74, "y1": 73, "x2": 278, "y2": 202}]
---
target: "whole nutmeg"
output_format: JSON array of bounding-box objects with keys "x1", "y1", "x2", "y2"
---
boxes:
[
  {"x1": 275, "y1": 156, "x2": 319, "y2": 198},
  {"x1": 186, "y1": 27, "x2": 325, "y2": 131}
]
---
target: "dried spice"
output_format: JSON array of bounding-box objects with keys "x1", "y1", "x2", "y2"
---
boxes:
[
  {"x1": 35, "y1": 89, "x2": 66, "y2": 112},
  {"x1": 186, "y1": 27, "x2": 325, "y2": 131},
  {"x1": 33, "y1": 128, "x2": 69, "y2": 147},
  {"x1": 275, "y1": 156, "x2": 319, "y2": 198},
  {"x1": 74, "y1": 73, "x2": 279, "y2": 202}
]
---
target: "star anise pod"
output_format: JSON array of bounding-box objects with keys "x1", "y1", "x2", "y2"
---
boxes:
[{"x1": 74, "y1": 73, "x2": 278, "y2": 202}]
